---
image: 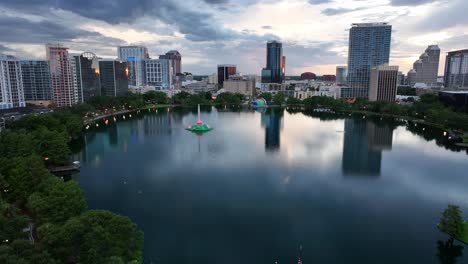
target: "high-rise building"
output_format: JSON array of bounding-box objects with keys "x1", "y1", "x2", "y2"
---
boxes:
[
  {"x1": 346, "y1": 23, "x2": 392, "y2": 98},
  {"x1": 159, "y1": 50, "x2": 181, "y2": 75},
  {"x1": 262, "y1": 41, "x2": 283, "y2": 84},
  {"x1": 71, "y1": 52, "x2": 101, "y2": 102},
  {"x1": 144, "y1": 59, "x2": 172, "y2": 90},
  {"x1": 99, "y1": 59, "x2": 129, "y2": 97},
  {"x1": 117, "y1": 46, "x2": 149, "y2": 61},
  {"x1": 0, "y1": 55, "x2": 26, "y2": 109},
  {"x1": 444, "y1": 49, "x2": 468, "y2": 89},
  {"x1": 20, "y1": 60, "x2": 53, "y2": 103},
  {"x1": 46, "y1": 44, "x2": 75, "y2": 107},
  {"x1": 369, "y1": 65, "x2": 399, "y2": 102},
  {"x1": 407, "y1": 45, "x2": 440, "y2": 87},
  {"x1": 118, "y1": 46, "x2": 148, "y2": 87},
  {"x1": 217, "y1": 64, "x2": 236, "y2": 87},
  {"x1": 336, "y1": 66, "x2": 347, "y2": 85},
  {"x1": 223, "y1": 75, "x2": 256, "y2": 99},
  {"x1": 282, "y1": 55, "x2": 286, "y2": 79}
]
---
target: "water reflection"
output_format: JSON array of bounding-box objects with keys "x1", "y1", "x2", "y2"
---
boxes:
[
  {"x1": 342, "y1": 118, "x2": 396, "y2": 177},
  {"x1": 436, "y1": 238, "x2": 464, "y2": 264},
  {"x1": 260, "y1": 108, "x2": 283, "y2": 152}
]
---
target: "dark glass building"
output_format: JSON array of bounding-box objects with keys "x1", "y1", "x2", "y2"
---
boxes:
[
  {"x1": 99, "y1": 60, "x2": 129, "y2": 97},
  {"x1": 72, "y1": 52, "x2": 101, "y2": 102},
  {"x1": 217, "y1": 64, "x2": 236, "y2": 87},
  {"x1": 262, "y1": 41, "x2": 283, "y2": 84},
  {"x1": 20, "y1": 60, "x2": 53, "y2": 102},
  {"x1": 347, "y1": 23, "x2": 392, "y2": 98},
  {"x1": 443, "y1": 49, "x2": 468, "y2": 89}
]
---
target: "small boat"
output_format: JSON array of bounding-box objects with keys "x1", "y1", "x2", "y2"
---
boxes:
[{"x1": 186, "y1": 104, "x2": 213, "y2": 133}]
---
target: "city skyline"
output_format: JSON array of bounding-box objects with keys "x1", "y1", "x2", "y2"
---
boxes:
[{"x1": 0, "y1": 0, "x2": 466, "y2": 76}]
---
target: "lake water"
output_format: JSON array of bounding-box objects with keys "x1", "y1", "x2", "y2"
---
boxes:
[{"x1": 73, "y1": 107, "x2": 468, "y2": 264}]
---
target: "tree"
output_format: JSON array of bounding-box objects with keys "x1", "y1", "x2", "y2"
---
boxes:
[
  {"x1": 0, "y1": 240, "x2": 59, "y2": 264},
  {"x1": 39, "y1": 210, "x2": 143, "y2": 263},
  {"x1": 143, "y1": 91, "x2": 168, "y2": 104},
  {"x1": 273, "y1": 92, "x2": 286, "y2": 106},
  {"x1": 439, "y1": 205, "x2": 465, "y2": 239},
  {"x1": 28, "y1": 177, "x2": 87, "y2": 225},
  {"x1": 258, "y1": 92, "x2": 273, "y2": 101},
  {"x1": 0, "y1": 199, "x2": 29, "y2": 241},
  {"x1": 286, "y1": 96, "x2": 302, "y2": 105}
]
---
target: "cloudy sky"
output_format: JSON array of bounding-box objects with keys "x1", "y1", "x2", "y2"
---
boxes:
[{"x1": 0, "y1": 0, "x2": 467, "y2": 75}]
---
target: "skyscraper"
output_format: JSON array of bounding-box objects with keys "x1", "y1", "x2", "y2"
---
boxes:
[
  {"x1": 346, "y1": 23, "x2": 392, "y2": 98},
  {"x1": 144, "y1": 59, "x2": 172, "y2": 90},
  {"x1": 20, "y1": 60, "x2": 53, "y2": 103},
  {"x1": 336, "y1": 66, "x2": 347, "y2": 85},
  {"x1": 407, "y1": 45, "x2": 440, "y2": 87},
  {"x1": 262, "y1": 41, "x2": 283, "y2": 84},
  {"x1": 46, "y1": 44, "x2": 75, "y2": 107},
  {"x1": 444, "y1": 49, "x2": 468, "y2": 89},
  {"x1": 159, "y1": 50, "x2": 181, "y2": 75},
  {"x1": 0, "y1": 55, "x2": 26, "y2": 109},
  {"x1": 118, "y1": 46, "x2": 149, "y2": 87},
  {"x1": 369, "y1": 65, "x2": 399, "y2": 102},
  {"x1": 72, "y1": 52, "x2": 101, "y2": 102},
  {"x1": 217, "y1": 64, "x2": 236, "y2": 87},
  {"x1": 99, "y1": 59, "x2": 129, "y2": 97}
]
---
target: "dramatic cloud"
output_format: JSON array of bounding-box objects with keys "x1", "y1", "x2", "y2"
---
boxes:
[{"x1": 0, "y1": 0, "x2": 466, "y2": 75}]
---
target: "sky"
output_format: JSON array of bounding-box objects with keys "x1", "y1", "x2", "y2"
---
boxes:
[{"x1": 0, "y1": 0, "x2": 467, "y2": 76}]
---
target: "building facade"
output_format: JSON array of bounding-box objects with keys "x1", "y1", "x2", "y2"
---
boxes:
[
  {"x1": 407, "y1": 45, "x2": 440, "y2": 87},
  {"x1": 159, "y1": 50, "x2": 181, "y2": 75},
  {"x1": 262, "y1": 41, "x2": 283, "y2": 84},
  {"x1": 99, "y1": 60, "x2": 129, "y2": 97},
  {"x1": 217, "y1": 64, "x2": 237, "y2": 87},
  {"x1": 20, "y1": 60, "x2": 53, "y2": 103},
  {"x1": 347, "y1": 23, "x2": 392, "y2": 98},
  {"x1": 46, "y1": 44, "x2": 75, "y2": 107},
  {"x1": 117, "y1": 46, "x2": 150, "y2": 61},
  {"x1": 336, "y1": 66, "x2": 347, "y2": 85},
  {"x1": 144, "y1": 59, "x2": 171, "y2": 90},
  {"x1": 118, "y1": 46, "x2": 149, "y2": 87},
  {"x1": 72, "y1": 52, "x2": 101, "y2": 102},
  {"x1": 369, "y1": 65, "x2": 399, "y2": 102},
  {"x1": 444, "y1": 49, "x2": 468, "y2": 89},
  {"x1": 0, "y1": 55, "x2": 26, "y2": 109},
  {"x1": 223, "y1": 76, "x2": 256, "y2": 99}
]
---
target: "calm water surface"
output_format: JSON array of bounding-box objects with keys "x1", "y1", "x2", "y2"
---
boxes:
[{"x1": 74, "y1": 108, "x2": 468, "y2": 264}]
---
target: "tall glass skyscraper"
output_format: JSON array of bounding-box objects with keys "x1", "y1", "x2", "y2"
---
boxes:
[
  {"x1": 21, "y1": 60, "x2": 53, "y2": 102},
  {"x1": 444, "y1": 49, "x2": 468, "y2": 88},
  {"x1": 346, "y1": 23, "x2": 392, "y2": 98},
  {"x1": 99, "y1": 60, "x2": 129, "y2": 97},
  {"x1": 72, "y1": 52, "x2": 101, "y2": 102},
  {"x1": 262, "y1": 41, "x2": 283, "y2": 84}
]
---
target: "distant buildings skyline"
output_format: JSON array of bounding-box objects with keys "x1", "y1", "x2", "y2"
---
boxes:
[{"x1": 408, "y1": 45, "x2": 440, "y2": 87}]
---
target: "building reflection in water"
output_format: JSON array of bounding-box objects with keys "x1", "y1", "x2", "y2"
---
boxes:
[
  {"x1": 342, "y1": 118, "x2": 395, "y2": 177},
  {"x1": 260, "y1": 108, "x2": 283, "y2": 152}
]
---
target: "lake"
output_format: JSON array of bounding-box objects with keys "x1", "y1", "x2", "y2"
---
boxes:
[{"x1": 73, "y1": 107, "x2": 468, "y2": 264}]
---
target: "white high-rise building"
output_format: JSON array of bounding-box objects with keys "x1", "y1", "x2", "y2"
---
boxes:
[
  {"x1": 118, "y1": 46, "x2": 149, "y2": 87},
  {"x1": 144, "y1": 59, "x2": 172, "y2": 90},
  {"x1": 407, "y1": 45, "x2": 440, "y2": 87},
  {"x1": 117, "y1": 46, "x2": 150, "y2": 61},
  {"x1": 0, "y1": 55, "x2": 26, "y2": 109}
]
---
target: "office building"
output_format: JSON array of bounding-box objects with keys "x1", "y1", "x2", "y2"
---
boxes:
[
  {"x1": 159, "y1": 50, "x2": 181, "y2": 75},
  {"x1": 0, "y1": 55, "x2": 26, "y2": 109},
  {"x1": 369, "y1": 65, "x2": 399, "y2": 102},
  {"x1": 346, "y1": 23, "x2": 392, "y2": 98},
  {"x1": 223, "y1": 76, "x2": 256, "y2": 99},
  {"x1": 444, "y1": 49, "x2": 468, "y2": 89},
  {"x1": 71, "y1": 52, "x2": 101, "y2": 102},
  {"x1": 407, "y1": 45, "x2": 440, "y2": 87},
  {"x1": 99, "y1": 59, "x2": 129, "y2": 97},
  {"x1": 46, "y1": 44, "x2": 75, "y2": 107},
  {"x1": 282, "y1": 56, "x2": 286, "y2": 78},
  {"x1": 117, "y1": 46, "x2": 150, "y2": 61},
  {"x1": 144, "y1": 59, "x2": 172, "y2": 90},
  {"x1": 20, "y1": 60, "x2": 53, "y2": 104},
  {"x1": 336, "y1": 66, "x2": 347, "y2": 85},
  {"x1": 217, "y1": 64, "x2": 236, "y2": 87},
  {"x1": 262, "y1": 41, "x2": 283, "y2": 84}
]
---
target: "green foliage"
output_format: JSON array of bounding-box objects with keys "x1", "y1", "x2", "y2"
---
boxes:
[
  {"x1": 40, "y1": 210, "x2": 143, "y2": 263},
  {"x1": 0, "y1": 240, "x2": 59, "y2": 264},
  {"x1": 143, "y1": 91, "x2": 168, "y2": 104},
  {"x1": 286, "y1": 96, "x2": 302, "y2": 105},
  {"x1": 28, "y1": 177, "x2": 87, "y2": 225},
  {"x1": 172, "y1": 91, "x2": 191, "y2": 104},
  {"x1": 0, "y1": 199, "x2": 29, "y2": 241},
  {"x1": 258, "y1": 92, "x2": 273, "y2": 101},
  {"x1": 215, "y1": 92, "x2": 243, "y2": 106},
  {"x1": 273, "y1": 92, "x2": 286, "y2": 105},
  {"x1": 397, "y1": 86, "x2": 416, "y2": 96},
  {"x1": 439, "y1": 205, "x2": 465, "y2": 239}
]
